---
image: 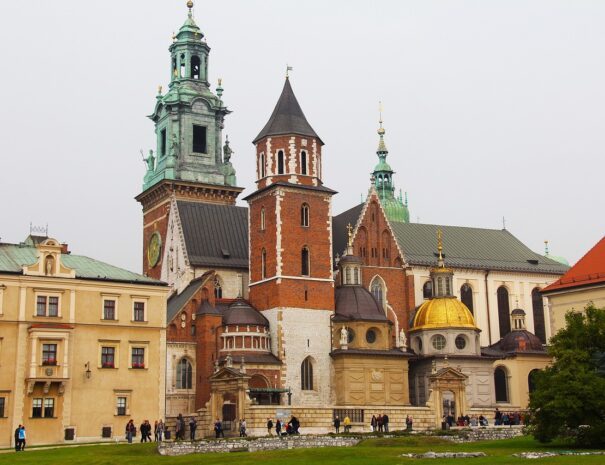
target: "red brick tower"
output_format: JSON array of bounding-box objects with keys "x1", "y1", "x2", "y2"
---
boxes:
[{"x1": 244, "y1": 77, "x2": 335, "y2": 405}]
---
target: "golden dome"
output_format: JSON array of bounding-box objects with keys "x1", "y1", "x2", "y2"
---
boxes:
[{"x1": 412, "y1": 297, "x2": 477, "y2": 331}]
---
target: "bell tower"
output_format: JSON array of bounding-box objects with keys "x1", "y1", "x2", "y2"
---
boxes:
[
  {"x1": 136, "y1": 1, "x2": 243, "y2": 279},
  {"x1": 244, "y1": 76, "x2": 335, "y2": 405}
]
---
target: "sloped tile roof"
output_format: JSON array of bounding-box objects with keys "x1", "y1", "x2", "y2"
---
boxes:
[
  {"x1": 177, "y1": 201, "x2": 249, "y2": 269},
  {"x1": 542, "y1": 236, "x2": 605, "y2": 293},
  {"x1": 253, "y1": 78, "x2": 322, "y2": 144},
  {"x1": 332, "y1": 203, "x2": 364, "y2": 258},
  {"x1": 0, "y1": 243, "x2": 162, "y2": 285},
  {"x1": 166, "y1": 273, "x2": 212, "y2": 323}
]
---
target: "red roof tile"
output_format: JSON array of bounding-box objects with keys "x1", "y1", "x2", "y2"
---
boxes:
[{"x1": 542, "y1": 236, "x2": 605, "y2": 293}]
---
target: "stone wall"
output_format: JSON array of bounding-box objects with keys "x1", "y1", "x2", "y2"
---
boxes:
[
  {"x1": 446, "y1": 425, "x2": 525, "y2": 442},
  {"x1": 158, "y1": 435, "x2": 361, "y2": 456}
]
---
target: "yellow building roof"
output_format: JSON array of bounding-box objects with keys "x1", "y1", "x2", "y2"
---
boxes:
[{"x1": 412, "y1": 297, "x2": 477, "y2": 331}]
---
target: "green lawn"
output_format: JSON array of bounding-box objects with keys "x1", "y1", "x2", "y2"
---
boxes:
[{"x1": 0, "y1": 435, "x2": 603, "y2": 465}]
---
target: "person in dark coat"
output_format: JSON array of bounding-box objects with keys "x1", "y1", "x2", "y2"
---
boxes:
[
  {"x1": 275, "y1": 419, "x2": 282, "y2": 436},
  {"x1": 333, "y1": 416, "x2": 341, "y2": 433},
  {"x1": 14, "y1": 425, "x2": 21, "y2": 452},
  {"x1": 382, "y1": 413, "x2": 389, "y2": 432},
  {"x1": 189, "y1": 417, "x2": 197, "y2": 440},
  {"x1": 267, "y1": 418, "x2": 274, "y2": 436}
]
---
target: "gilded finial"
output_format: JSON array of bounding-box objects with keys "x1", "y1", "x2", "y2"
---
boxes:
[
  {"x1": 286, "y1": 64, "x2": 293, "y2": 78},
  {"x1": 187, "y1": 1, "x2": 194, "y2": 11},
  {"x1": 437, "y1": 228, "x2": 444, "y2": 265},
  {"x1": 218, "y1": 78, "x2": 222, "y2": 86},
  {"x1": 172, "y1": 31, "x2": 177, "y2": 42},
  {"x1": 346, "y1": 223, "x2": 353, "y2": 248},
  {"x1": 378, "y1": 101, "x2": 385, "y2": 135},
  {"x1": 157, "y1": 85, "x2": 162, "y2": 95}
]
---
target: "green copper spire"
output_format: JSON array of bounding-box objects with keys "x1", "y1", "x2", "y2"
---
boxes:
[
  {"x1": 372, "y1": 103, "x2": 410, "y2": 223},
  {"x1": 142, "y1": 1, "x2": 238, "y2": 191}
]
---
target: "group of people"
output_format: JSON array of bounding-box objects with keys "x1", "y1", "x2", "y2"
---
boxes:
[
  {"x1": 125, "y1": 419, "x2": 167, "y2": 443},
  {"x1": 370, "y1": 413, "x2": 390, "y2": 432},
  {"x1": 265, "y1": 416, "x2": 301, "y2": 436},
  {"x1": 444, "y1": 414, "x2": 489, "y2": 428},
  {"x1": 494, "y1": 408, "x2": 526, "y2": 426},
  {"x1": 175, "y1": 414, "x2": 197, "y2": 440},
  {"x1": 13, "y1": 425, "x2": 26, "y2": 451}
]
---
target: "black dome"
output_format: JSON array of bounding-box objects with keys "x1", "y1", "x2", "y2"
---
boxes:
[
  {"x1": 222, "y1": 299, "x2": 269, "y2": 327},
  {"x1": 334, "y1": 286, "x2": 387, "y2": 322},
  {"x1": 493, "y1": 330, "x2": 545, "y2": 353}
]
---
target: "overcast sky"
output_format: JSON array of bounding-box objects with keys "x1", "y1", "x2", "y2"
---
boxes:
[{"x1": 0, "y1": 0, "x2": 603, "y2": 273}]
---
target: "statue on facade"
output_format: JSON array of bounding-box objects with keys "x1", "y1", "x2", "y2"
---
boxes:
[
  {"x1": 340, "y1": 326, "x2": 348, "y2": 348},
  {"x1": 399, "y1": 329, "x2": 407, "y2": 350},
  {"x1": 144, "y1": 149, "x2": 155, "y2": 172},
  {"x1": 169, "y1": 133, "x2": 180, "y2": 159},
  {"x1": 225, "y1": 353, "x2": 233, "y2": 368},
  {"x1": 223, "y1": 135, "x2": 233, "y2": 163},
  {"x1": 221, "y1": 135, "x2": 237, "y2": 186}
]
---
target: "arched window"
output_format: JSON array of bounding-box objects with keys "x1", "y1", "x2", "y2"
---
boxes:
[
  {"x1": 528, "y1": 369, "x2": 540, "y2": 394},
  {"x1": 371, "y1": 277, "x2": 385, "y2": 309},
  {"x1": 353, "y1": 267, "x2": 360, "y2": 285},
  {"x1": 277, "y1": 150, "x2": 285, "y2": 174},
  {"x1": 260, "y1": 153, "x2": 266, "y2": 178},
  {"x1": 300, "y1": 151, "x2": 307, "y2": 175},
  {"x1": 261, "y1": 249, "x2": 267, "y2": 279},
  {"x1": 301, "y1": 357, "x2": 314, "y2": 390},
  {"x1": 532, "y1": 288, "x2": 546, "y2": 343},
  {"x1": 260, "y1": 207, "x2": 265, "y2": 231},
  {"x1": 461, "y1": 284, "x2": 474, "y2": 314},
  {"x1": 301, "y1": 247, "x2": 310, "y2": 276},
  {"x1": 176, "y1": 358, "x2": 192, "y2": 389},
  {"x1": 423, "y1": 281, "x2": 433, "y2": 299},
  {"x1": 214, "y1": 276, "x2": 223, "y2": 299},
  {"x1": 497, "y1": 286, "x2": 511, "y2": 337},
  {"x1": 494, "y1": 367, "x2": 508, "y2": 402},
  {"x1": 301, "y1": 203, "x2": 309, "y2": 227},
  {"x1": 345, "y1": 267, "x2": 352, "y2": 285},
  {"x1": 180, "y1": 53, "x2": 186, "y2": 77},
  {"x1": 191, "y1": 55, "x2": 200, "y2": 79}
]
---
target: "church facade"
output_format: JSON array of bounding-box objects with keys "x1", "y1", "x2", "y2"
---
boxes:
[{"x1": 139, "y1": 3, "x2": 569, "y2": 432}]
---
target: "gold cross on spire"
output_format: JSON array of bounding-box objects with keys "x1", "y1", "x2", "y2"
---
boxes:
[
  {"x1": 346, "y1": 223, "x2": 353, "y2": 247},
  {"x1": 437, "y1": 228, "x2": 444, "y2": 263}
]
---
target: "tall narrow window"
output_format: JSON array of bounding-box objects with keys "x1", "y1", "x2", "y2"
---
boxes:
[
  {"x1": 260, "y1": 153, "x2": 266, "y2": 178},
  {"x1": 133, "y1": 302, "x2": 145, "y2": 322},
  {"x1": 190, "y1": 55, "x2": 200, "y2": 79},
  {"x1": 461, "y1": 284, "x2": 474, "y2": 314},
  {"x1": 301, "y1": 357, "x2": 314, "y2": 390},
  {"x1": 192, "y1": 125, "x2": 207, "y2": 153},
  {"x1": 528, "y1": 369, "x2": 540, "y2": 394},
  {"x1": 42, "y1": 344, "x2": 57, "y2": 365},
  {"x1": 423, "y1": 281, "x2": 432, "y2": 299},
  {"x1": 261, "y1": 248, "x2": 267, "y2": 279},
  {"x1": 117, "y1": 397, "x2": 127, "y2": 416},
  {"x1": 532, "y1": 288, "x2": 546, "y2": 343},
  {"x1": 277, "y1": 150, "x2": 285, "y2": 174},
  {"x1": 101, "y1": 347, "x2": 115, "y2": 368},
  {"x1": 180, "y1": 53, "x2": 186, "y2": 77},
  {"x1": 301, "y1": 247, "x2": 310, "y2": 276},
  {"x1": 494, "y1": 367, "x2": 508, "y2": 402},
  {"x1": 36, "y1": 296, "x2": 47, "y2": 316},
  {"x1": 354, "y1": 267, "x2": 360, "y2": 285},
  {"x1": 32, "y1": 398, "x2": 43, "y2": 418},
  {"x1": 301, "y1": 203, "x2": 309, "y2": 227},
  {"x1": 214, "y1": 276, "x2": 223, "y2": 299},
  {"x1": 0, "y1": 397, "x2": 5, "y2": 418},
  {"x1": 176, "y1": 358, "x2": 193, "y2": 389},
  {"x1": 260, "y1": 208, "x2": 265, "y2": 230},
  {"x1": 131, "y1": 348, "x2": 145, "y2": 369},
  {"x1": 371, "y1": 278, "x2": 385, "y2": 308},
  {"x1": 497, "y1": 286, "x2": 511, "y2": 337},
  {"x1": 103, "y1": 300, "x2": 116, "y2": 320},
  {"x1": 300, "y1": 151, "x2": 307, "y2": 175},
  {"x1": 160, "y1": 128, "x2": 167, "y2": 156},
  {"x1": 44, "y1": 398, "x2": 55, "y2": 418}
]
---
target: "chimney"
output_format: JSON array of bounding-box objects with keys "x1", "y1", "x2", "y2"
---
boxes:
[{"x1": 60, "y1": 243, "x2": 69, "y2": 254}]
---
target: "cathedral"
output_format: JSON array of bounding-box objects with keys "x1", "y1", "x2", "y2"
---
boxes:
[{"x1": 136, "y1": 3, "x2": 568, "y2": 433}]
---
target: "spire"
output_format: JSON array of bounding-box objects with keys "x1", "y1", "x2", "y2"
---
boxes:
[
  {"x1": 544, "y1": 240, "x2": 550, "y2": 255},
  {"x1": 346, "y1": 223, "x2": 354, "y2": 255},
  {"x1": 429, "y1": 228, "x2": 454, "y2": 298},
  {"x1": 377, "y1": 101, "x2": 388, "y2": 153},
  {"x1": 437, "y1": 228, "x2": 444, "y2": 268},
  {"x1": 253, "y1": 77, "x2": 322, "y2": 144}
]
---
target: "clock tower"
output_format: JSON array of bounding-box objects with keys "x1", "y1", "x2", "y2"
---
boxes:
[{"x1": 136, "y1": 1, "x2": 243, "y2": 278}]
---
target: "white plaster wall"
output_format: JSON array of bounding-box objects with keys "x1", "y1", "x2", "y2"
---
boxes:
[
  {"x1": 166, "y1": 342, "x2": 197, "y2": 417},
  {"x1": 411, "y1": 268, "x2": 560, "y2": 346},
  {"x1": 262, "y1": 308, "x2": 333, "y2": 406}
]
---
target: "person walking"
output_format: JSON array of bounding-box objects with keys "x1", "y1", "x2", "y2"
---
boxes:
[
  {"x1": 14, "y1": 425, "x2": 21, "y2": 452},
  {"x1": 214, "y1": 418, "x2": 224, "y2": 438},
  {"x1": 266, "y1": 418, "x2": 273, "y2": 436},
  {"x1": 140, "y1": 420, "x2": 147, "y2": 442},
  {"x1": 275, "y1": 418, "x2": 282, "y2": 436},
  {"x1": 189, "y1": 417, "x2": 197, "y2": 441},
  {"x1": 343, "y1": 416, "x2": 351, "y2": 433},
  {"x1": 377, "y1": 414, "x2": 384, "y2": 432},
  {"x1": 125, "y1": 420, "x2": 135, "y2": 444},
  {"x1": 370, "y1": 415, "x2": 377, "y2": 432},
  {"x1": 383, "y1": 413, "x2": 389, "y2": 433},
  {"x1": 239, "y1": 418, "x2": 247, "y2": 437},
  {"x1": 157, "y1": 420, "x2": 165, "y2": 441},
  {"x1": 333, "y1": 416, "x2": 341, "y2": 434},
  {"x1": 18, "y1": 426, "x2": 26, "y2": 451}
]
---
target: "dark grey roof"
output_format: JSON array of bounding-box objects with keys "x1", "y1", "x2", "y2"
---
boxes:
[
  {"x1": 253, "y1": 78, "x2": 323, "y2": 144},
  {"x1": 243, "y1": 181, "x2": 336, "y2": 201},
  {"x1": 197, "y1": 299, "x2": 221, "y2": 316},
  {"x1": 332, "y1": 203, "x2": 364, "y2": 259},
  {"x1": 390, "y1": 222, "x2": 568, "y2": 274},
  {"x1": 167, "y1": 274, "x2": 210, "y2": 322},
  {"x1": 334, "y1": 286, "x2": 387, "y2": 322},
  {"x1": 178, "y1": 201, "x2": 249, "y2": 269},
  {"x1": 223, "y1": 299, "x2": 269, "y2": 326},
  {"x1": 331, "y1": 348, "x2": 412, "y2": 358}
]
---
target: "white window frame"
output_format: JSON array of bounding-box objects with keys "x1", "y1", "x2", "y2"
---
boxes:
[
  {"x1": 128, "y1": 342, "x2": 149, "y2": 369},
  {"x1": 101, "y1": 294, "x2": 120, "y2": 321},
  {"x1": 131, "y1": 298, "x2": 148, "y2": 323},
  {"x1": 34, "y1": 290, "x2": 63, "y2": 318},
  {"x1": 98, "y1": 340, "x2": 120, "y2": 369}
]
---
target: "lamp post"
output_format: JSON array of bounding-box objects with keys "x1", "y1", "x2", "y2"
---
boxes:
[{"x1": 287, "y1": 387, "x2": 292, "y2": 406}]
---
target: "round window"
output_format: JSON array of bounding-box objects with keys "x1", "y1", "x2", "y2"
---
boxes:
[
  {"x1": 347, "y1": 328, "x2": 355, "y2": 344},
  {"x1": 366, "y1": 329, "x2": 377, "y2": 344},
  {"x1": 432, "y1": 334, "x2": 446, "y2": 350},
  {"x1": 455, "y1": 335, "x2": 466, "y2": 350}
]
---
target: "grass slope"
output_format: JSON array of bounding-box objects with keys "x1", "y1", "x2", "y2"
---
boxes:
[{"x1": 1, "y1": 436, "x2": 603, "y2": 465}]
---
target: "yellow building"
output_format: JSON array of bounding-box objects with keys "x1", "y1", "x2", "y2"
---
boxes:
[
  {"x1": 0, "y1": 236, "x2": 169, "y2": 446},
  {"x1": 542, "y1": 236, "x2": 605, "y2": 335}
]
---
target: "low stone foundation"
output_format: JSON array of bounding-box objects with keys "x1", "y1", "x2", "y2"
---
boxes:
[
  {"x1": 401, "y1": 452, "x2": 486, "y2": 459},
  {"x1": 442, "y1": 426, "x2": 525, "y2": 442},
  {"x1": 157, "y1": 435, "x2": 361, "y2": 456}
]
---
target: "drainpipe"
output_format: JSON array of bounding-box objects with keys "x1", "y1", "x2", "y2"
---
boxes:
[{"x1": 484, "y1": 270, "x2": 492, "y2": 345}]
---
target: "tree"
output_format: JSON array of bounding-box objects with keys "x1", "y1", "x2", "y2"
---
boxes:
[{"x1": 529, "y1": 305, "x2": 605, "y2": 446}]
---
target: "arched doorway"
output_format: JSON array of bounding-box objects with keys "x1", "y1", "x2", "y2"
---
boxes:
[
  {"x1": 497, "y1": 286, "x2": 511, "y2": 337},
  {"x1": 221, "y1": 393, "x2": 237, "y2": 433},
  {"x1": 494, "y1": 367, "x2": 509, "y2": 403},
  {"x1": 442, "y1": 390, "x2": 456, "y2": 419}
]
